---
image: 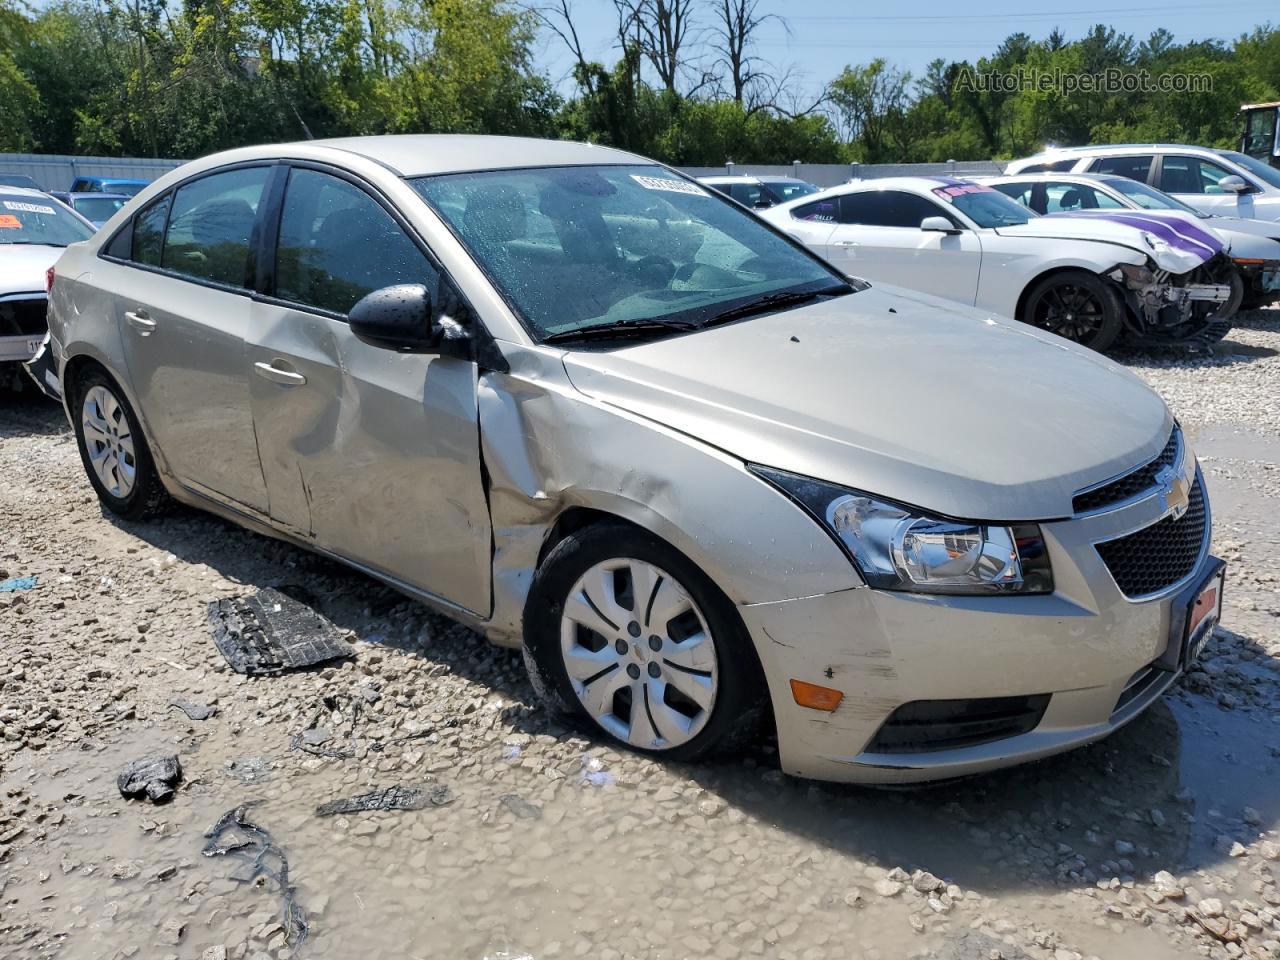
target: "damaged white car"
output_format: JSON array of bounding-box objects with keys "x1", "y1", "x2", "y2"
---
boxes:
[
  {"x1": 44, "y1": 137, "x2": 1224, "y2": 784},
  {"x1": 762, "y1": 177, "x2": 1238, "y2": 351}
]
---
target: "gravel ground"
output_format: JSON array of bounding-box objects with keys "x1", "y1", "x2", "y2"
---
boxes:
[{"x1": 1, "y1": 310, "x2": 1279, "y2": 960}]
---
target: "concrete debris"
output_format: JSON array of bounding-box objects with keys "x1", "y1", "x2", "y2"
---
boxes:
[
  {"x1": 117, "y1": 755, "x2": 183, "y2": 804},
  {"x1": 167, "y1": 698, "x2": 217, "y2": 721},
  {"x1": 498, "y1": 794, "x2": 542, "y2": 820}
]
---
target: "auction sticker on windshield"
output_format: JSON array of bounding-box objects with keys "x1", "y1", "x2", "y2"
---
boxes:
[
  {"x1": 631, "y1": 174, "x2": 706, "y2": 196},
  {"x1": 0, "y1": 215, "x2": 21, "y2": 228},
  {"x1": 932, "y1": 184, "x2": 996, "y2": 200},
  {"x1": 3, "y1": 200, "x2": 56, "y2": 215}
]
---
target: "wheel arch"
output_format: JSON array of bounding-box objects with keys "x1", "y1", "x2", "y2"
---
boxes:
[
  {"x1": 61, "y1": 350, "x2": 171, "y2": 480},
  {"x1": 1013, "y1": 264, "x2": 1121, "y2": 325}
]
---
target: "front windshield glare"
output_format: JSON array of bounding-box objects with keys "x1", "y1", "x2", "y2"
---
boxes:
[
  {"x1": 1219, "y1": 151, "x2": 1280, "y2": 191},
  {"x1": 413, "y1": 165, "x2": 841, "y2": 341},
  {"x1": 931, "y1": 184, "x2": 1032, "y2": 227},
  {"x1": 0, "y1": 196, "x2": 94, "y2": 245},
  {"x1": 1108, "y1": 178, "x2": 1201, "y2": 215}
]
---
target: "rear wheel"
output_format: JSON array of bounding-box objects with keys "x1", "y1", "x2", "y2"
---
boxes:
[
  {"x1": 1021, "y1": 270, "x2": 1124, "y2": 352},
  {"x1": 523, "y1": 522, "x2": 765, "y2": 761},
  {"x1": 72, "y1": 369, "x2": 169, "y2": 520}
]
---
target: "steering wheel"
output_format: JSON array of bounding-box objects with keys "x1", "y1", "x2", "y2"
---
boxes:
[{"x1": 632, "y1": 254, "x2": 677, "y2": 288}]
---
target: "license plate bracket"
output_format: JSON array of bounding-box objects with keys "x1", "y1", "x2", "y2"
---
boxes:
[{"x1": 1178, "y1": 561, "x2": 1225, "y2": 670}]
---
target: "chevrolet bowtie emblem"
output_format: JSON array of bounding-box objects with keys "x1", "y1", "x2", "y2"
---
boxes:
[{"x1": 1155, "y1": 465, "x2": 1190, "y2": 520}]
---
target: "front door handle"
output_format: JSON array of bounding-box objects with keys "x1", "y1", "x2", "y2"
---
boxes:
[
  {"x1": 832, "y1": 240, "x2": 859, "y2": 248},
  {"x1": 124, "y1": 309, "x2": 156, "y2": 335},
  {"x1": 253, "y1": 360, "x2": 307, "y2": 386}
]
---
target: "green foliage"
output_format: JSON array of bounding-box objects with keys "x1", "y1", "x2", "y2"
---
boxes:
[{"x1": 0, "y1": 1, "x2": 1275, "y2": 166}]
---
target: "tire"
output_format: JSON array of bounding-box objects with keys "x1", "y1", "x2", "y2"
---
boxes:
[
  {"x1": 1020, "y1": 270, "x2": 1125, "y2": 353},
  {"x1": 523, "y1": 521, "x2": 766, "y2": 762},
  {"x1": 71, "y1": 368, "x2": 169, "y2": 520}
]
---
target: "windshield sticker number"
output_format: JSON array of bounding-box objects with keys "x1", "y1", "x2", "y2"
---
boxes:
[
  {"x1": 3, "y1": 200, "x2": 55, "y2": 215},
  {"x1": 932, "y1": 184, "x2": 994, "y2": 202},
  {"x1": 0, "y1": 214, "x2": 21, "y2": 228},
  {"x1": 631, "y1": 175, "x2": 707, "y2": 196}
]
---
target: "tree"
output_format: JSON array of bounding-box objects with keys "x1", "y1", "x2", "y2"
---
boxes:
[
  {"x1": 827, "y1": 59, "x2": 912, "y2": 161},
  {"x1": 709, "y1": 0, "x2": 776, "y2": 107}
]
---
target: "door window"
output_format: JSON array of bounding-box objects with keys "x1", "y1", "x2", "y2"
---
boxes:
[
  {"x1": 275, "y1": 168, "x2": 439, "y2": 316},
  {"x1": 1043, "y1": 182, "x2": 1124, "y2": 212},
  {"x1": 129, "y1": 194, "x2": 171, "y2": 266},
  {"x1": 729, "y1": 182, "x2": 768, "y2": 207},
  {"x1": 1017, "y1": 159, "x2": 1079, "y2": 173},
  {"x1": 1089, "y1": 155, "x2": 1154, "y2": 182},
  {"x1": 162, "y1": 167, "x2": 269, "y2": 287},
  {"x1": 838, "y1": 191, "x2": 955, "y2": 228},
  {"x1": 791, "y1": 198, "x2": 838, "y2": 222},
  {"x1": 989, "y1": 181, "x2": 1038, "y2": 211},
  {"x1": 1158, "y1": 156, "x2": 1238, "y2": 194}
]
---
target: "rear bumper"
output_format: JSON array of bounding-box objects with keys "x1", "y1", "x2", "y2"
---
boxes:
[{"x1": 22, "y1": 334, "x2": 61, "y2": 399}]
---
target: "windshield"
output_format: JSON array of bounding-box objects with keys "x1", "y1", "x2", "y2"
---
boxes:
[
  {"x1": 413, "y1": 164, "x2": 845, "y2": 342},
  {"x1": 74, "y1": 196, "x2": 126, "y2": 222},
  {"x1": 1216, "y1": 151, "x2": 1280, "y2": 191},
  {"x1": 1107, "y1": 178, "x2": 1205, "y2": 216},
  {"x1": 931, "y1": 183, "x2": 1033, "y2": 227},
  {"x1": 0, "y1": 195, "x2": 93, "y2": 246},
  {"x1": 763, "y1": 181, "x2": 820, "y2": 204}
]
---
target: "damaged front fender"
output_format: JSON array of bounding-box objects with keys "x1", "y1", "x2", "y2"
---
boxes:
[{"x1": 476, "y1": 343, "x2": 860, "y2": 646}]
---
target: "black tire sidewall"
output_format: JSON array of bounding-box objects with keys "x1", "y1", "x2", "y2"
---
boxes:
[
  {"x1": 1022, "y1": 270, "x2": 1124, "y2": 353},
  {"x1": 523, "y1": 522, "x2": 764, "y2": 762},
  {"x1": 71, "y1": 369, "x2": 163, "y2": 520}
]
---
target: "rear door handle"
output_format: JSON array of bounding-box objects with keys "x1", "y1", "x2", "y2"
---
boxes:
[
  {"x1": 253, "y1": 360, "x2": 307, "y2": 386},
  {"x1": 124, "y1": 309, "x2": 156, "y2": 335},
  {"x1": 833, "y1": 240, "x2": 859, "y2": 248}
]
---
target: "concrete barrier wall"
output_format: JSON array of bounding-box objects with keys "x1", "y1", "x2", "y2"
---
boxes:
[
  {"x1": 680, "y1": 160, "x2": 1005, "y2": 187},
  {"x1": 0, "y1": 153, "x2": 183, "y2": 192}
]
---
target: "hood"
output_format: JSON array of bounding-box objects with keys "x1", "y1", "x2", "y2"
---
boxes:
[
  {"x1": 997, "y1": 212, "x2": 1221, "y2": 274},
  {"x1": 0, "y1": 243, "x2": 61, "y2": 297},
  {"x1": 562, "y1": 286, "x2": 1170, "y2": 521}
]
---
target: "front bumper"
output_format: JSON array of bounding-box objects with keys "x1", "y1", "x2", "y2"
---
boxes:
[{"x1": 742, "y1": 455, "x2": 1215, "y2": 784}]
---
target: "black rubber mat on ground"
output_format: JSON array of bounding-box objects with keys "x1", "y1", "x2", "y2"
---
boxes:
[{"x1": 208, "y1": 588, "x2": 353, "y2": 675}]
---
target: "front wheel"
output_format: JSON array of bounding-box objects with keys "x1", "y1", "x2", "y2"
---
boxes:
[
  {"x1": 1020, "y1": 270, "x2": 1125, "y2": 352},
  {"x1": 522, "y1": 522, "x2": 765, "y2": 761}
]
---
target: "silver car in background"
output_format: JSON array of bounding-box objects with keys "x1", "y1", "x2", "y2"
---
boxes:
[{"x1": 44, "y1": 135, "x2": 1224, "y2": 783}]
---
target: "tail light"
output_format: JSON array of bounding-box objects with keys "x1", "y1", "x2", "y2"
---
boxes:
[{"x1": 45, "y1": 266, "x2": 55, "y2": 293}]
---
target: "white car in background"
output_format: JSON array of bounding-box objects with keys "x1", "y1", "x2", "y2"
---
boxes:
[
  {"x1": 760, "y1": 176, "x2": 1237, "y2": 352},
  {"x1": 979, "y1": 172, "x2": 1280, "y2": 312},
  {"x1": 0, "y1": 187, "x2": 95, "y2": 391},
  {"x1": 1004, "y1": 144, "x2": 1280, "y2": 223},
  {"x1": 698, "y1": 175, "x2": 820, "y2": 209}
]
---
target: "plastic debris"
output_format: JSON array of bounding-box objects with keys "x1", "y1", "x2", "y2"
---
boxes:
[
  {"x1": 208, "y1": 588, "x2": 353, "y2": 675},
  {"x1": 168, "y1": 698, "x2": 217, "y2": 721},
  {"x1": 578, "y1": 755, "x2": 615, "y2": 787},
  {"x1": 118, "y1": 755, "x2": 183, "y2": 803},
  {"x1": 0, "y1": 575, "x2": 37, "y2": 593},
  {"x1": 315, "y1": 783, "x2": 453, "y2": 817},
  {"x1": 498, "y1": 794, "x2": 542, "y2": 820},
  {"x1": 203, "y1": 804, "x2": 308, "y2": 950},
  {"x1": 227, "y1": 756, "x2": 271, "y2": 783}
]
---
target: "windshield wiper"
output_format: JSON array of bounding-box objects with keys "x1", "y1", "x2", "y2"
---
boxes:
[
  {"x1": 700, "y1": 283, "x2": 853, "y2": 328},
  {"x1": 0, "y1": 240, "x2": 67, "y2": 247},
  {"x1": 542, "y1": 315, "x2": 701, "y2": 345}
]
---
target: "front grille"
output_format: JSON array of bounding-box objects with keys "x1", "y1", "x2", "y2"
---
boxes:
[
  {"x1": 1096, "y1": 476, "x2": 1207, "y2": 598},
  {"x1": 1073, "y1": 429, "x2": 1180, "y2": 514},
  {"x1": 0, "y1": 296, "x2": 48, "y2": 337},
  {"x1": 866, "y1": 694, "x2": 1051, "y2": 754}
]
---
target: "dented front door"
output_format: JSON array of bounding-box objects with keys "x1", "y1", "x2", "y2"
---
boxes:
[{"x1": 245, "y1": 303, "x2": 492, "y2": 616}]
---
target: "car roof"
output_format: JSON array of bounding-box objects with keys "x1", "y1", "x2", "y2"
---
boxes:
[
  {"x1": 1021, "y1": 143, "x2": 1226, "y2": 161},
  {"x1": 309, "y1": 134, "x2": 646, "y2": 177},
  {"x1": 69, "y1": 191, "x2": 130, "y2": 199},
  {"x1": 838, "y1": 176, "x2": 969, "y2": 192},
  {"x1": 0, "y1": 186, "x2": 58, "y2": 200},
  {"x1": 981, "y1": 172, "x2": 1128, "y2": 184},
  {"x1": 75, "y1": 175, "x2": 147, "y2": 183}
]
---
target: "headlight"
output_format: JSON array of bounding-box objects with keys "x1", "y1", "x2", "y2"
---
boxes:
[{"x1": 752, "y1": 466, "x2": 1053, "y2": 595}]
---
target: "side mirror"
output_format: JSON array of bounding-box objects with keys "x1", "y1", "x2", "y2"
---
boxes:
[
  {"x1": 1218, "y1": 175, "x2": 1250, "y2": 194},
  {"x1": 921, "y1": 216, "x2": 961, "y2": 235},
  {"x1": 753, "y1": 198, "x2": 774, "y2": 209},
  {"x1": 348, "y1": 284, "x2": 469, "y2": 355}
]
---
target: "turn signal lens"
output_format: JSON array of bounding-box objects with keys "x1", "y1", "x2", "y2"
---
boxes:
[{"x1": 790, "y1": 679, "x2": 844, "y2": 712}]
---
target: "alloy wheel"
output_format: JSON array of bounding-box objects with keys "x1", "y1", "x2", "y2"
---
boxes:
[
  {"x1": 1032, "y1": 283, "x2": 1106, "y2": 343},
  {"x1": 559, "y1": 557, "x2": 718, "y2": 750},
  {"x1": 81, "y1": 384, "x2": 137, "y2": 498}
]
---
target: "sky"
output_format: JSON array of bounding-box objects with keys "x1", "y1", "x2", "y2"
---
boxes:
[{"x1": 532, "y1": 0, "x2": 1277, "y2": 102}]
